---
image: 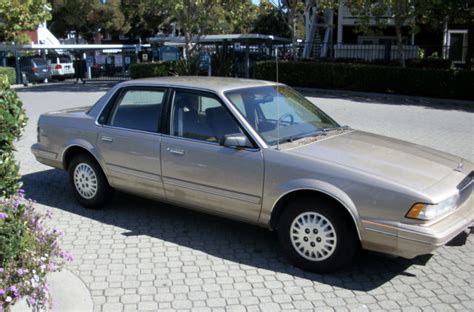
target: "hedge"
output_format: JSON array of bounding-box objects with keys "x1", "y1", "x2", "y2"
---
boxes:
[
  {"x1": 0, "y1": 67, "x2": 16, "y2": 85},
  {"x1": 252, "y1": 61, "x2": 474, "y2": 100},
  {"x1": 0, "y1": 75, "x2": 27, "y2": 197},
  {"x1": 130, "y1": 62, "x2": 174, "y2": 79}
]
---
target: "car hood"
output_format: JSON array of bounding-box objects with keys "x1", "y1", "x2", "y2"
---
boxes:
[{"x1": 288, "y1": 130, "x2": 462, "y2": 191}]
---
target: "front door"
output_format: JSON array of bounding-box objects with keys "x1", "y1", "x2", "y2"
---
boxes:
[
  {"x1": 97, "y1": 87, "x2": 166, "y2": 198},
  {"x1": 161, "y1": 89, "x2": 264, "y2": 222}
]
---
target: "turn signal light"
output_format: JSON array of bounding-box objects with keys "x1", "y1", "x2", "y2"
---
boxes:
[{"x1": 406, "y1": 203, "x2": 425, "y2": 219}]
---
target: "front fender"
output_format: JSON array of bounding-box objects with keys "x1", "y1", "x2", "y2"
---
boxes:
[{"x1": 259, "y1": 178, "x2": 363, "y2": 239}]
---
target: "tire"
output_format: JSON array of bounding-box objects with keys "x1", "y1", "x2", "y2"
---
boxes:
[
  {"x1": 68, "y1": 154, "x2": 113, "y2": 208},
  {"x1": 277, "y1": 198, "x2": 359, "y2": 273}
]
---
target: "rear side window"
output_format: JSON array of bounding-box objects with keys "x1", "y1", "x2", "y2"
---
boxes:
[{"x1": 108, "y1": 89, "x2": 165, "y2": 132}]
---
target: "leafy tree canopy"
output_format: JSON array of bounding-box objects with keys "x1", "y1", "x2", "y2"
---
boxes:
[
  {"x1": 48, "y1": 0, "x2": 127, "y2": 42},
  {"x1": 0, "y1": 0, "x2": 51, "y2": 42}
]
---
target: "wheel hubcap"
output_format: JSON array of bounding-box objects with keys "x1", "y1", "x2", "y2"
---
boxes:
[
  {"x1": 73, "y1": 163, "x2": 98, "y2": 199},
  {"x1": 290, "y1": 212, "x2": 337, "y2": 261}
]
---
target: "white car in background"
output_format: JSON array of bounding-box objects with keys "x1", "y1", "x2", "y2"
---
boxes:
[{"x1": 48, "y1": 55, "x2": 75, "y2": 81}]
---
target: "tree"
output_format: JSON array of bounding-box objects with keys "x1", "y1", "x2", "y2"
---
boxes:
[
  {"x1": 345, "y1": 0, "x2": 432, "y2": 67},
  {"x1": 49, "y1": 0, "x2": 128, "y2": 43},
  {"x1": 0, "y1": 0, "x2": 51, "y2": 42},
  {"x1": 252, "y1": 0, "x2": 291, "y2": 38},
  {"x1": 121, "y1": 0, "x2": 167, "y2": 43},
  {"x1": 420, "y1": 0, "x2": 474, "y2": 69},
  {"x1": 278, "y1": 0, "x2": 305, "y2": 60},
  {"x1": 221, "y1": 0, "x2": 259, "y2": 34}
]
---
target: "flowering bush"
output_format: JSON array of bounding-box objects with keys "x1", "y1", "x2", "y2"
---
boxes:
[{"x1": 0, "y1": 191, "x2": 72, "y2": 311}]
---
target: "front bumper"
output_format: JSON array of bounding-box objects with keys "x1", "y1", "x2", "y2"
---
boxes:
[
  {"x1": 362, "y1": 185, "x2": 473, "y2": 259},
  {"x1": 396, "y1": 190, "x2": 473, "y2": 258}
]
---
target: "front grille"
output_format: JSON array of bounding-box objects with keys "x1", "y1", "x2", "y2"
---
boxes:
[
  {"x1": 457, "y1": 171, "x2": 473, "y2": 207},
  {"x1": 457, "y1": 171, "x2": 473, "y2": 192}
]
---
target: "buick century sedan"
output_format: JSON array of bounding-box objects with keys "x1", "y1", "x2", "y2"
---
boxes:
[{"x1": 32, "y1": 77, "x2": 473, "y2": 272}]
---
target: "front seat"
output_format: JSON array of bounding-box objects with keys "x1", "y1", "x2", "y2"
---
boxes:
[
  {"x1": 174, "y1": 97, "x2": 214, "y2": 141},
  {"x1": 205, "y1": 106, "x2": 241, "y2": 143}
]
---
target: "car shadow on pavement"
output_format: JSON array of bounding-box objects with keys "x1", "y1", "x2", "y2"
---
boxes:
[
  {"x1": 22, "y1": 169, "x2": 434, "y2": 291},
  {"x1": 14, "y1": 81, "x2": 117, "y2": 93}
]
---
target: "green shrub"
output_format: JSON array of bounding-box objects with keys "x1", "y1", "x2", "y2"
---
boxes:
[
  {"x1": 0, "y1": 67, "x2": 16, "y2": 85},
  {"x1": 252, "y1": 61, "x2": 474, "y2": 100},
  {"x1": 130, "y1": 61, "x2": 174, "y2": 79},
  {"x1": 171, "y1": 56, "x2": 203, "y2": 76},
  {"x1": 0, "y1": 76, "x2": 27, "y2": 198}
]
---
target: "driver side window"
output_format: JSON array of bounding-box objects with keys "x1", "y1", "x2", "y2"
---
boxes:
[{"x1": 170, "y1": 90, "x2": 245, "y2": 144}]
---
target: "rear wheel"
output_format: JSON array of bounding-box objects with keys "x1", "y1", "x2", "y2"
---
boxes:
[
  {"x1": 277, "y1": 198, "x2": 358, "y2": 273},
  {"x1": 68, "y1": 154, "x2": 112, "y2": 208}
]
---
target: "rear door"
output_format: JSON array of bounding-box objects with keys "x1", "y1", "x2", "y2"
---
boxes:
[
  {"x1": 160, "y1": 89, "x2": 264, "y2": 222},
  {"x1": 96, "y1": 87, "x2": 167, "y2": 198}
]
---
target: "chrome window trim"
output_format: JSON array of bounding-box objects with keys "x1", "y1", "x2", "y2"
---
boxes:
[
  {"x1": 160, "y1": 133, "x2": 261, "y2": 153},
  {"x1": 167, "y1": 88, "x2": 264, "y2": 151},
  {"x1": 95, "y1": 83, "x2": 269, "y2": 150},
  {"x1": 100, "y1": 124, "x2": 164, "y2": 137}
]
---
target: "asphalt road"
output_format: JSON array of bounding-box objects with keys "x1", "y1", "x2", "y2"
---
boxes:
[{"x1": 15, "y1": 82, "x2": 474, "y2": 312}]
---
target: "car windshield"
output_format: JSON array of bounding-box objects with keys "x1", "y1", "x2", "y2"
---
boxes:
[{"x1": 225, "y1": 86, "x2": 339, "y2": 145}]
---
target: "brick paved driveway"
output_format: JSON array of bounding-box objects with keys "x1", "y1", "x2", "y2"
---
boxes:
[{"x1": 15, "y1": 83, "x2": 474, "y2": 311}]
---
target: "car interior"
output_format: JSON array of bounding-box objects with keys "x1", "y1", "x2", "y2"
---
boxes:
[{"x1": 172, "y1": 92, "x2": 242, "y2": 143}]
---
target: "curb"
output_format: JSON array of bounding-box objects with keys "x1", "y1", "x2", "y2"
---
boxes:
[{"x1": 11, "y1": 270, "x2": 93, "y2": 312}]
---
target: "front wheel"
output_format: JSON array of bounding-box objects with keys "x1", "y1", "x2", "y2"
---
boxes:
[
  {"x1": 277, "y1": 198, "x2": 359, "y2": 273},
  {"x1": 68, "y1": 154, "x2": 113, "y2": 208}
]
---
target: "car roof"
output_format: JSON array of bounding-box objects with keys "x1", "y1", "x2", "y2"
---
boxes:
[{"x1": 121, "y1": 76, "x2": 281, "y2": 93}]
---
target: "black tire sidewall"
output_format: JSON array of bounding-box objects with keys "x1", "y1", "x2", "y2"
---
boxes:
[
  {"x1": 68, "y1": 154, "x2": 111, "y2": 208},
  {"x1": 277, "y1": 199, "x2": 358, "y2": 273}
]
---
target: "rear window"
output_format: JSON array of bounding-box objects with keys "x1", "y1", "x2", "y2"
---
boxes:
[
  {"x1": 33, "y1": 58, "x2": 48, "y2": 66},
  {"x1": 59, "y1": 56, "x2": 72, "y2": 63}
]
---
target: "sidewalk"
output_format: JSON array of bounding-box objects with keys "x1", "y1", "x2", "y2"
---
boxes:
[{"x1": 12, "y1": 270, "x2": 93, "y2": 312}]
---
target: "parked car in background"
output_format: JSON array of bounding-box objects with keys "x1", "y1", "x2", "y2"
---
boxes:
[
  {"x1": 20, "y1": 57, "x2": 51, "y2": 86},
  {"x1": 48, "y1": 55, "x2": 75, "y2": 81},
  {"x1": 31, "y1": 77, "x2": 473, "y2": 272}
]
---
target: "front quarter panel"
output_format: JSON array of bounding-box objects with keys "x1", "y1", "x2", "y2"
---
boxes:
[{"x1": 260, "y1": 147, "x2": 433, "y2": 252}]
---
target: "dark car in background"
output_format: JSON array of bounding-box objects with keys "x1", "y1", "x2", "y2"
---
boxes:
[{"x1": 20, "y1": 57, "x2": 51, "y2": 86}]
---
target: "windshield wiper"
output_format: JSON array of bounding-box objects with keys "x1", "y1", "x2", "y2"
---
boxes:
[
  {"x1": 282, "y1": 130, "x2": 327, "y2": 143},
  {"x1": 278, "y1": 126, "x2": 351, "y2": 145},
  {"x1": 322, "y1": 125, "x2": 350, "y2": 132}
]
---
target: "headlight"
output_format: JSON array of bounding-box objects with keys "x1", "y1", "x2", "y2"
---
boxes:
[{"x1": 406, "y1": 193, "x2": 459, "y2": 220}]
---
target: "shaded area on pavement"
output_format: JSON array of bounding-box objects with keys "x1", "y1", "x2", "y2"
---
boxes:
[
  {"x1": 297, "y1": 88, "x2": 474, "y2": 113},
  {"x1": 22, "y1": 168, "x2": 436, "y2": 292},
  {"x1": 14, "y1": 82, "x2": 117, "y2": 94}
]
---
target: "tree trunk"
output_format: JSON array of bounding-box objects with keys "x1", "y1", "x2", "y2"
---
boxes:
[
  {"x1": 395, "y1": 22, "x2": 406, "y2": 67},
  {"x1": 184, "y1": 30, "x2": 193, "y2": 60},
  {"x1": 292, "y1": 16, "x2": 297, "y2": 60}
]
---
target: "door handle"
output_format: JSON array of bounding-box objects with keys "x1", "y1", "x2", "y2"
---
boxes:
[
  {"x1": 101, "y1": 136, "x2": 113, "y2": 142},
  {"x1": 166, "y1": 147, "x2": 185, "y2": 155}
]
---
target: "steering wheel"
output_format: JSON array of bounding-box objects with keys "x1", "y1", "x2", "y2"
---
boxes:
[{"x1": 278, "y1": 113, "x2": 295, "y2": 126}]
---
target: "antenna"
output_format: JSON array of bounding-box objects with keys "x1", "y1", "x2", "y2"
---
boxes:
[{"x1": 275, "y1": 46, "x2": 280, "y2": 150}]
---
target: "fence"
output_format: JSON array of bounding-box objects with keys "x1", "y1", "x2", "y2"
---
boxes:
[
  {"x1": 0, "y1": 44, "x2": 152, "y2": 84},
  {"x1": 306, "y1": 43, "x2": 470, "y2": 66}
]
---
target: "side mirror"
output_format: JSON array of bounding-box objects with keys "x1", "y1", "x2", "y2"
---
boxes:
[{"x1": 222, "y1": 134, "x2": 253, "y2": 149}]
